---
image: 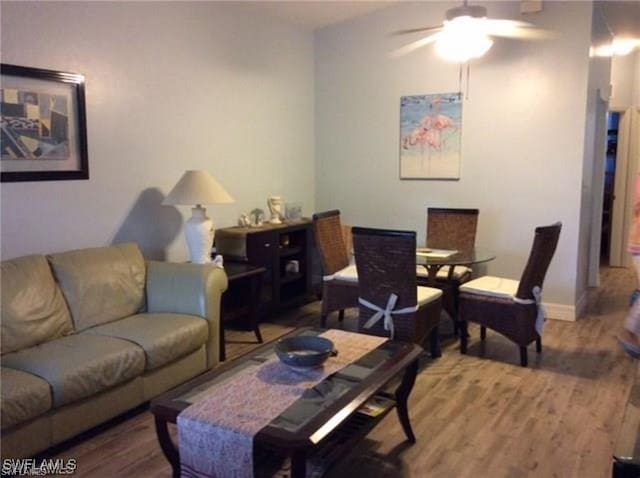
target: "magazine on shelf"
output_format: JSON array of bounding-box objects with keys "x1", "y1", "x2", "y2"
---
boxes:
[{"x1": 357, "y1": 395, "x2": 395, "y2": 417}]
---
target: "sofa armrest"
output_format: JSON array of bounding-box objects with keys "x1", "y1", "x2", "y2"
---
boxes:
[{"x1": 146, "y1": 261, "x2": 228, "y2": 368}]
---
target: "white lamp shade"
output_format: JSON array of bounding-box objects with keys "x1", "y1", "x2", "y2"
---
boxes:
[{"x1": 163, "y1": 170, "x2": 234, "y2": 206}]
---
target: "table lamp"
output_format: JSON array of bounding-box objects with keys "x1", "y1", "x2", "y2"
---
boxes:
[{"x1": 163, "y1": 170, "x2": 234, "y2": 264}]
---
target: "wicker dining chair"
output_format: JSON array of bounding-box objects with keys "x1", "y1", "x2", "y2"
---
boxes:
[
  {"x1": 458, "y1": 222, "x2": 562, "y2": 367},
  {"x1": 312, "y1": 210, "x2": 359, "y2": 328},
  {"x1": 417, "y1": 208, "x2": 479, "y2": 332},
  {"x1": 352, "y1": 227, "x2": 443, "y2": 356}
]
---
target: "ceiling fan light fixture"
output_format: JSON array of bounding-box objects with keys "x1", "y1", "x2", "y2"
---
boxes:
[
  {"x1": 390, "y1": 2, "x2": 547, "y2": 61},
  {"x1": 435, "y1": 33, "x2": 493, "y2": 62},
  {"x1": 435, "y1": 16, "x2": 494, "y2": 62},
  {"x1": 445, "y1": 4, "x2": 487, "y2": 21}
]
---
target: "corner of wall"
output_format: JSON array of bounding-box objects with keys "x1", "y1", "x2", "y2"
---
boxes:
[
  {"x1": 545, "y1": 289, "x2": 588, "y2": 322},
  {"x1": 574, "y1": 1, "x2": 613, "y2": 302}
]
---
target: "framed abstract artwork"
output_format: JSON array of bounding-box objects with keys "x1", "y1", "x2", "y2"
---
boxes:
[
  {"x1": 399, "y1": 92, "x2": 462, "y2": 180},
  {"x1": 1, "y1": 64, "x2": 88, "y2": 182}
]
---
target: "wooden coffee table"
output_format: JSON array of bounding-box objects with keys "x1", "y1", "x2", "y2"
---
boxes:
[{"x1": 150, "y1": 328, "x2": 423, "y2": 478}]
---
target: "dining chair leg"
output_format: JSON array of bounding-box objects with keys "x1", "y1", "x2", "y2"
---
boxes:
[
  {"x1": 536, "y1": 337, "x2": 542, "y2": 353},
  {"x1": 429, "y1": 326, "x2": 441, "y2": 358},
  {"x1": 321, "y1": 314, "x2": 328, "y2": 328},
  {"x1": 480, "y1": 326, "x2": 486, "y2": 341},
  {"x1": 519, "y1": 346, "x2": 528, "y2": 367},
  {"x1": 452, "y1": 289, "x2": 460, "y2": 336},
  {"x1": 338, "y1": 309, "x2": 345, "y2": 322},
  {"x1": 460, "y1": 321, "x2": 468, "y2": 354}
]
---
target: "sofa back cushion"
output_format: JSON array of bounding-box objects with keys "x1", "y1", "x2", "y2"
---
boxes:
[
  {"x1": 1, "y1": 255, "x2": 74, "y2": 354},
  {"x1": 48, "y1": 243, "x2": 146, "y2": 332}
]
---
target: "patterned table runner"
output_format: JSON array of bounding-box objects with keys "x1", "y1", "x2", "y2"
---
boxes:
[{"x1": 177, "y1": 329, "x2": 387, "y2": 478}]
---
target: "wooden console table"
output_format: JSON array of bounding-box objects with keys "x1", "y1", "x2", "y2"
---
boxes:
[
  {"x1": 216, "y1": 221, "x2": 312, "y2": 313},
  {"x1": 219, "y1": 262, "x2": 265, "y2": 362}
]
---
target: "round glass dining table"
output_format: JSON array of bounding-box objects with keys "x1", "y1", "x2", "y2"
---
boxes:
[{"x1": 416, "y1": 248, "x2": 496, "y2": 282}]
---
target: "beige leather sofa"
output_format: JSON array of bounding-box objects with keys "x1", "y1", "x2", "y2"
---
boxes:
[{"x1": 0, "y1": 243, "x2": 227, "y2": 458}]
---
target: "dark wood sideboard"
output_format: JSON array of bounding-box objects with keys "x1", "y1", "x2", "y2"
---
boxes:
[{"x1": 215, "y1": 220, "x2": 313, "y2": 312}]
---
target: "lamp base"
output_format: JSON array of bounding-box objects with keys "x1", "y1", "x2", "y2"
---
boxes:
[{"x1": 185, "y1": 206, "x2": 214, "y2": 264}]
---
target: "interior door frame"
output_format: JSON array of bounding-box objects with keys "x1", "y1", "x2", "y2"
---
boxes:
[{"x1": 587, "y1": 95, "x2": 609, "y2": 287}]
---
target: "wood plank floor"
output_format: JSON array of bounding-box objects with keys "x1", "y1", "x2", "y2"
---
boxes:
[{"x1": 50, "y1": 267, "x2": 639, "y2": 477}]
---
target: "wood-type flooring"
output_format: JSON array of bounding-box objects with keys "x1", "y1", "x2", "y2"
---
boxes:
[{"x1": 49, "y1": 267, "x2": 639, "y2": 478}]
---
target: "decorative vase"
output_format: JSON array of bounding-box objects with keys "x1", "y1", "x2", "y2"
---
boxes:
[{"x1": 268, "y1": 196, "x2": 284, "y2": 224}]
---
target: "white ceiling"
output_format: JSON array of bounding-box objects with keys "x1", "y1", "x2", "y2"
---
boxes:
[
  {"x1": 244, "y1": 0, "x2": 640, "y2": 36},
  {"x1": 242, "y1": 1, "x2": 395, "y2": 30},
  {"x1": 599, "y1": 1, "x2": 640, "y2": 38}
]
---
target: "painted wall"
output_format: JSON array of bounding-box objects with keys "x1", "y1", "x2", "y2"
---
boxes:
[
  {"x1": 610, "y1": 51, "x2": 640, "y2": 110},
  {"x1": 635, "y1": 51, "x2": 640, "y2": 106},
  {"x1": 315, "y1": 1, "x2": 593, "y2": 308},
  {"x1": 575, "y1": 2, "x2": 612, "y2": 304},
  {"x1": 0, "y1": 1, "x2": 315, "y2": 261}
]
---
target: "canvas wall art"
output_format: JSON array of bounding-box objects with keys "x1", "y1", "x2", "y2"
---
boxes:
[
  {"x1": 399, "y1": 92, "x2": 462, "y2": 180},
  {"x1": 1, "y1": 64, "x2": 88, "y2": 182}
]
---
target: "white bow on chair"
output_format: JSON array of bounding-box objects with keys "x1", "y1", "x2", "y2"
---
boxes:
[
  {"x1": 358, "y1": 293, "x2": 418, "y2": 339},
  {"x1": 212, "y1": 254, "x2": 224, "y2": 269},
  {"x1": 513, "y1": 286, "x2": 546, "y2": 336}
]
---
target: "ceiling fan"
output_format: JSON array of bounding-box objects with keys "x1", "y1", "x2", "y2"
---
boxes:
[{"x1": 392, "y1": 1, "x2": 551, "y2": 63}]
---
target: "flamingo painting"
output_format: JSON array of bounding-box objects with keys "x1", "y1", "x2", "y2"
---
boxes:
[{"x1": 399, "y1": 93, "x2": 462, "y2": 179}]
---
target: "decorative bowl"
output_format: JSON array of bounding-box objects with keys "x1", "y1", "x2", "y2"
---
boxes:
[{"x1": 275, "y1": 336, "x2": 337, "y2": 369}]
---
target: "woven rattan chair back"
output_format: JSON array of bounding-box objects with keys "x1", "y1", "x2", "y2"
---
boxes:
[
  {"x1": 427, "y1": 208, "x2": 479, "y2": 251},
  {"x1": 352, "y1": 227, "x2": 418, "y2": 340},
  {"x1": 342, "y1": 224, "x2": 353, "y2": 259},
  {"x1": 516, "y1": 222, "x2": 562, "y2": 300},
  {"x1": 313, "y1": 210, "x2": 350, "y2": 275}
]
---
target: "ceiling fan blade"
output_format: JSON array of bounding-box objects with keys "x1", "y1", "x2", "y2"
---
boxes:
[
  {"x1": 489, "y1": 27, "x2": 556, "y2": 40},
  {"x1": 479, "y1": 18, "x2": 554, "y2": 40},
  {"x1": 391, "y1": 26, "x2": 442, "y2": 36},
  {"x1": 390, "y1": 32, "x2": 442, "y2": 58},
  {"x1": 483, "y1": 18, "x2": 535, "y2": 30}
]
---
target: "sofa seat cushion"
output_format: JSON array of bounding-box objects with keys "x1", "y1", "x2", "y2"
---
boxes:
[
  {"x1": 1, "y1": 367, "x2": 53, "y2": 430},
  {"x1": 47, "y1": 243, "x2": 146, "y2": 332},
  {"x1": 1, "y1": 255, "x2": 73, "y2": 355},
  {"x1": 81, "y1": 313, "x2": 208, "y2": 371},
  {"x1": 2, "y1": 335, "x2": 145, "y2": 408}
]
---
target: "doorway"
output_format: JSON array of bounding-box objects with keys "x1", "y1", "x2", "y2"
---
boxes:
[
  {"x1": 601, "y1": 112, "x2": 620, "y2": 263},
  {"x1": 610, "y1": 107, "x2": 640, "y2": 268}
]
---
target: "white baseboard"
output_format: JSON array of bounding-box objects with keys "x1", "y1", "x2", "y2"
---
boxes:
[
  {"x1": 541, "y1": 292, "x2": 589, "y2": 322},
  {"x1": 544, "y1": 300, "x2": 579, "y2": 322}
]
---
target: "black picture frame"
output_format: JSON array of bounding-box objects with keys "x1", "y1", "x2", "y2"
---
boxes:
[{"x1": 1, "y1": 64, "x2": 89, "y2": 182}]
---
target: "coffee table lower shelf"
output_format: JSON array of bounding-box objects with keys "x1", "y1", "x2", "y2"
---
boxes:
[{"x1": 256, "y1": 394, "x2": 397, "y2": 478}]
